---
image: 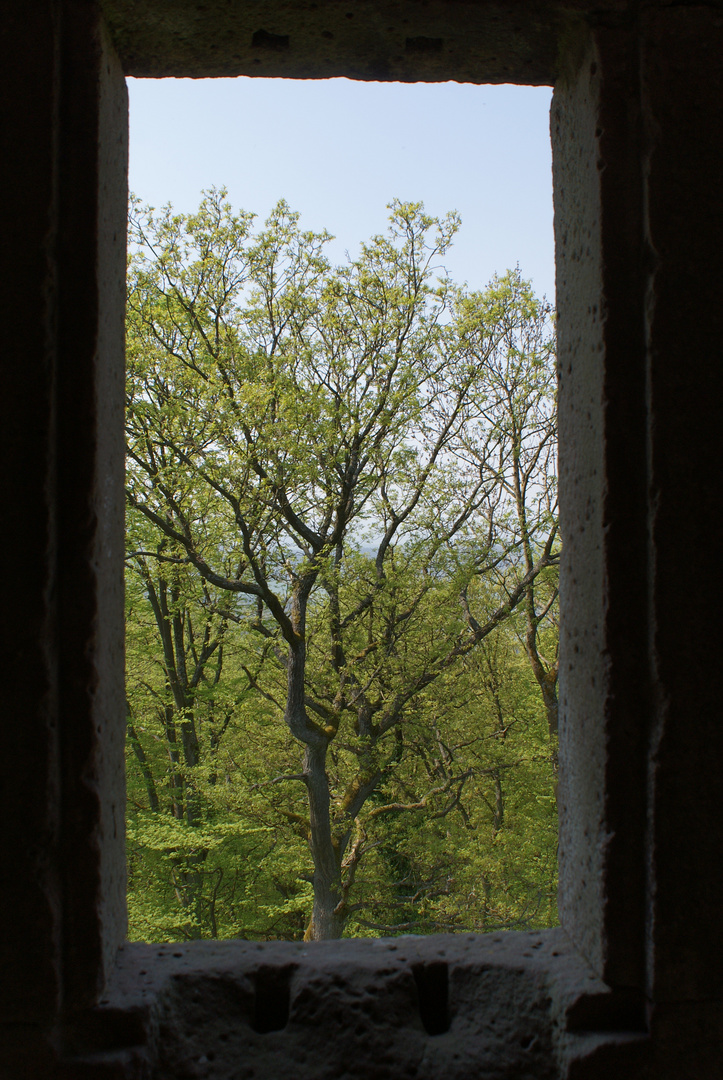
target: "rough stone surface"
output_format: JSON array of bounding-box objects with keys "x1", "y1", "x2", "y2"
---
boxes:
[
  {"x1": 552, "y1": 39, "x2": 609, "y2": 984},
  {"x1": 0, "y1": 0, "x2": 127, "y2": 1047},
  {"x1": 56, "y1": 1, "x2": 129, "y2": 1011},
  {"x1": 553, "y1": 24, "x2": 652, "y2": 992},
  {"x1": 65, "y1": 931, "x2": 619, "y2": 1079},
  {"x1": 101, "y1": 0, "x2": 561, "y2": 83}
]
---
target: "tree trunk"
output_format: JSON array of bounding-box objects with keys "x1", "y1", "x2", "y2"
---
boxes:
[
  {"x1": 303, "y1": 741, "x2": 345, "y2": 940},
  {"x1": 492, "y1": 769, "x2": 504, "y2": 835},
  {"x1": 538, "y1": 673, "x2": 559, "y2": 742},
  {"x1": 285, "y1": 576, "x2": 347, "y2": 940},
  {"x1": 524, "y1": 595, "x2": 559, "y2": 774},
  {"x1": 126, "y1": 715, "x2": 160, "y2": 811}
]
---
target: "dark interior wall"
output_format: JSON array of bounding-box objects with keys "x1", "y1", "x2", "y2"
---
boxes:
[
  {"x1": 555, "y1": 5, "x2": 723, "y2": 1030},
  {"x1": 639, "y1": 3, "x2": 723, "y2": 1006},
  {"x1": 56, "y1": 3, "x2": 128, "y2": 1013},
  {"x1": 1, "y1": 1, "x2": 722, "y2": 1077},
  {"x1": 1, "y1": 0, "x2": 66, "y2": 1037},
  {"x1": 0, "y1": 0, "x2": 128, "y2": 1042}
]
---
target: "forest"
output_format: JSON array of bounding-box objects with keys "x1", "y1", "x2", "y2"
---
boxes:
[{"x1": 124, "y1": 189, "x2": 559, "y2": 942}]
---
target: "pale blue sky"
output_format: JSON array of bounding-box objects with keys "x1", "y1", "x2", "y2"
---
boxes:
[{"x1": 128, "y1": 78, "x2": 554, "y2": 300}]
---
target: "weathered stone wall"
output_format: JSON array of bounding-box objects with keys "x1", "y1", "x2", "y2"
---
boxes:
[
  {"x1": 101, "y1": 0, "x2": 561, "y2": 83},
  {"x1": 554, "y1": 22, "x2": 652, "y2": 992},
  {"x1": 0, "y1": 0, "x2": 128, "y2": 1050},
  {"x1": 64, "y1": 931, "x2": 628, "y2": 1079},
  {"x1": 1, "y1": 1, "x2": 722, "y2": 1077}
]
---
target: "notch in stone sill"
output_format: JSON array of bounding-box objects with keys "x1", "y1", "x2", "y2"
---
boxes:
[
  {"x1": 413, "y1": 961, "x2": 450, "y2": 1036},
  {"x1": 252, "y1": 965, "x2": 294, "y2": 1034}
]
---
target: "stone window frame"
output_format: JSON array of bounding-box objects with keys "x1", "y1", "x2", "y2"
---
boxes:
[{"x1": 4, "y1": 2, "x2": 721, "y2": 1076}]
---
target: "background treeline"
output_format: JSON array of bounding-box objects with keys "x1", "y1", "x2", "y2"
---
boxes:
[{"x1": 124, "y1": 190, "x2": 559, "y2": 941}]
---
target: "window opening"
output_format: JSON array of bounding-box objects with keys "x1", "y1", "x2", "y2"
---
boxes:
[{"x1": 124, "y1": 77, "x2": 559, "y2": 944}]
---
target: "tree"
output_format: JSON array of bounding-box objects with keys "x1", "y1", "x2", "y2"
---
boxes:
[
  {"x1": 125, "y1": 511, "x2": 231, "y2": 935},
  {"x1": 125, "y1": 541, "x2": 314, "y2": 941},
  {"x1": 343, "y1": 619, "x2": 559, "y2": 935},
  {"x1": 125, "y1": 190, "x2": 558, "y2": 939},
  {"x1": 453, "y1": 272, "x2": 559, "y2": 757}
]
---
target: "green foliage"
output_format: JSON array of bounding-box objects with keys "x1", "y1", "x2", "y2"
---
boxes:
[{"x1": 125, "y1": 190, "x2": 559, "y2": 941}]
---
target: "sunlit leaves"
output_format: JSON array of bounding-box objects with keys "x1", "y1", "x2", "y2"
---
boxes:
[{"x1": 125, "y1": 190, "x2": 558, "y2": 940}]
